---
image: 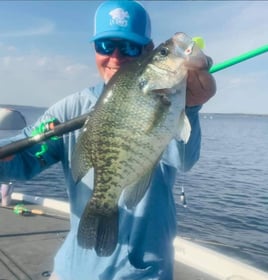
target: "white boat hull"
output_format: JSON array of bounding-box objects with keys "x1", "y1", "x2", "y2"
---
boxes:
[
  {"x1": 12, "y1": 192, "x2": 268, "y2": 280},
  {"x1": 174, "y1": 237, "x2": 268, "y2": 280}
]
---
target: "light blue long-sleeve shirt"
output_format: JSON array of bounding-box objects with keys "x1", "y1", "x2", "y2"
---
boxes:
[{"x1": 0, "y1": 83, "x2": 201, "y2": 280}]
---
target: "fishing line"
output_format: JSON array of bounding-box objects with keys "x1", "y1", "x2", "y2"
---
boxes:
[{"x1": 180, "y1": 142, "x2": 187, "y2": 208}]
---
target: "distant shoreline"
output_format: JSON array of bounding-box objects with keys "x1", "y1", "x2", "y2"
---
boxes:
[
  {"x1": 200, "y1": 112, "x2": 268, "y2": 117},
  {"x1": 0, "y1": 104, "x2": 47, "y2": 111},
  {"x1": 0, "y1": 104, "x2": 267, "y2": 117}
]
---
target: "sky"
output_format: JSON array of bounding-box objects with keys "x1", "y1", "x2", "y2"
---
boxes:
[{"x1": 0, "y1": 1, "x2": 267, "y2": 114}]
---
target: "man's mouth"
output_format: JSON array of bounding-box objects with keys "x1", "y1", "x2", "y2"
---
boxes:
[{"x1": 106, "y1": 66, "x2": 120, "y2": 73}]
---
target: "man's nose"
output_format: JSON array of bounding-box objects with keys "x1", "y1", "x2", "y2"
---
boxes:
[{"x1": 110, "y1": 47, "x2": 123, "y2": 59}]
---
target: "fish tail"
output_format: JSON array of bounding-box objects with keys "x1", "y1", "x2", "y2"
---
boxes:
[
  {"x1": 96, "y1": 210, "x2": 119, "y2": 256},
  {"x1": 77, "y1": 207, "x2": 119, "y2": 257}
]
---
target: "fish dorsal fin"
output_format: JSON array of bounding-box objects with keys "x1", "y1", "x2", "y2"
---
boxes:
[
  {"x1": 176, "y1": 110, "x2": 191, "y2": 143},
  {"x1": 123, "y1": 170, "x2": 153, "y2": 209}
]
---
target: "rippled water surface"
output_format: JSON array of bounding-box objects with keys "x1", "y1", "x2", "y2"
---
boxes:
[{"x1": 176, "y1": 114, "x2": 268, "y2": 271}]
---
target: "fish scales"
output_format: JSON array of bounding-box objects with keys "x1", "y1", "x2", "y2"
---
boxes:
[{"x1": 71, "y1": 32, "x2": 205, "y2": 256}]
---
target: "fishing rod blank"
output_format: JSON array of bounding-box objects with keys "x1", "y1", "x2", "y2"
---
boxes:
[
  {"x1": 0, "y1": 113, "x2": 87, "y2": 159},
  {"x1": 209, "y1": 45, "x2": 268, "y2": 73}
]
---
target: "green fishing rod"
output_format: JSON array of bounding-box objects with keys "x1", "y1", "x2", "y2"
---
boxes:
[
  {"x1": 0, "y1": 43, "x2": 267, "y2": 159},
  {"x1": 209, "y1": 44, "x2": 268, "y2": 73},
  {"x1": 192, "y1": 36, "x2": 268, "y2": 73},
  {"x1": 0, "y1": 114, "x2": 87, "y2": 159}
]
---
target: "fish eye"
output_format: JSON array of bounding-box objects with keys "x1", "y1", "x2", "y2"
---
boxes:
[{"x1": 160, "y1": 47, "x2": 169, "y2": 56}]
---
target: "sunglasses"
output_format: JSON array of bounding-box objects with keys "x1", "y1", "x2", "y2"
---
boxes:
[{"x1": 94, "y1": 39, "x2": 143, "y2": 57}]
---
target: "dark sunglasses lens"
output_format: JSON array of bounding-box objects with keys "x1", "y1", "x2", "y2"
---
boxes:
[
  {"x1": 95, "y1": 40, "x2": 143, "y2": 57},
  {"x1": 95, "y1": 40, "x2": 115, "y2": 55}
]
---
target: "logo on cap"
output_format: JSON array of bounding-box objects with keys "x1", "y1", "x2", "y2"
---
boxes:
[{"x1": 109, "y1": 8, "x2": 129, "y2": 27}]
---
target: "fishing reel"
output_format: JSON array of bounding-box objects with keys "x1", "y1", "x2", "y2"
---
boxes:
[{"x1": 31, "y1": 118, "x2": 60, "y2": 158}]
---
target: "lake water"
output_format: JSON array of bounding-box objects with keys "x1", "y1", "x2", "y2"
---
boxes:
[{"x1": 1, "y1": 105, "x2": 268, "y2": 272}]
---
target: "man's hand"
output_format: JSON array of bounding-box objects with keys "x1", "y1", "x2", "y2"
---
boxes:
[{"x1": 186, "y1": 56, "x2": 216, "y2": 107}]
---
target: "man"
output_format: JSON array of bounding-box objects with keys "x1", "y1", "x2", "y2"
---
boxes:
[{"x1": 0, "y1": 1, "x2": 216, "y2": 279}]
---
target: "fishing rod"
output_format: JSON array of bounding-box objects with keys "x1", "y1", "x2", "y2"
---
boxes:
[
  {"x1": 0, "y1": 113, "x2": 87, "y2": 159},
  {"x1": 0, "y1": 203, "x2": 69, "y2": 221},
  {"x1": 209, "y1": 44, "x2": 268, "y2": 73},
  {"x1": 192, "y1": 36, "x2": 268, "y2": 73},
  {"x1": 0, "y1": 43, "x2": 267, "y2": 159}
]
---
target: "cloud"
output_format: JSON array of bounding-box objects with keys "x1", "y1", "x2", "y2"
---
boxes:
[
  {"x1": 204, "y1": 66, "x2": 267, "y2": 114},
  {"x1": 0, "y1": 52, "x2": 100, "y2": 107},
  {"x1": 0, "y1": 42, "x2": 17, "y2": 52},
  {"x1": 0, "y1": 20, "x2": 55, "y2": 37},
  {"x1": 0, "y1": 1, "x2": 267, "y2": 114},
  {"x1": 64, "y1": 64, "x2": 90, "y2": 76},
  {"x1": 224, "y1": 4, "x2": 268, "y2": 49},
  {"x1": 7, "y1": 45, "x2": 17, "y2": 51},
  {"x1": 145, "y1": 2, "x2": 268, "y2": 68}
]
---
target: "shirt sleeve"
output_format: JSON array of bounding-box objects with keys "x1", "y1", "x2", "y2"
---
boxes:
[{"x1": 0, "y1": 87, "x2": 98, "y2": 182}]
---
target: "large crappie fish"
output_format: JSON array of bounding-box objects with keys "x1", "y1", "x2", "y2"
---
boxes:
[{"x1": 71, "y1": 32, "x2": 206, "y2": 256}]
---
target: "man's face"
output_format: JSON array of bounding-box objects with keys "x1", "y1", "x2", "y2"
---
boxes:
[{"x1": 94, "y1": 38, "x2": 144, "y2": 83}]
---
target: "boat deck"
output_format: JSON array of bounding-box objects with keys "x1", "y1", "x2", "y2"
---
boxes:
[
  {"x1": 0, "y1": 198, "x2": 219, "y2": 280},
  {"x1": 0, "y1": 200, "x2": 69, "y2": 280}
]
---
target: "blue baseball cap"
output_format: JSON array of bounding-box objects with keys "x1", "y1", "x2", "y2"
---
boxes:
[{"x1": 90, "y1": 1, "x2": 151, "y2": 45}]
